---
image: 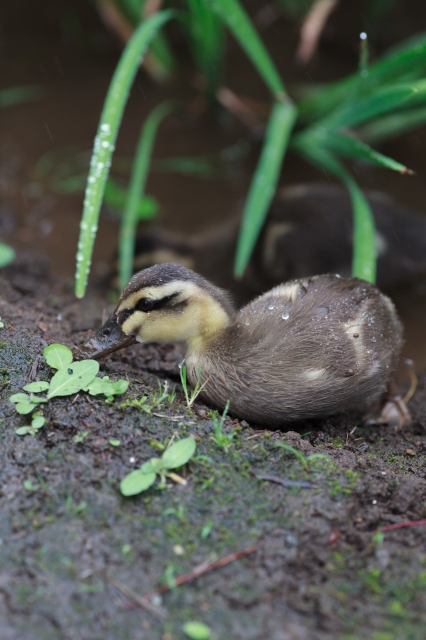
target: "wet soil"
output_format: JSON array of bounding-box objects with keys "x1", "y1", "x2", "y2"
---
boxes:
[{"x1": 1, "y1": 259, "x2": 426, "y2": 640}]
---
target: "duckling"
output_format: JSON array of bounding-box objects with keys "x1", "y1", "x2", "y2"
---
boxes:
[
  {"x1": 124, "y1": 184, "x2": 426, "y2": 305},
  {"x1": 74, "y1": 263, "x2": 408, "y2": 428}
]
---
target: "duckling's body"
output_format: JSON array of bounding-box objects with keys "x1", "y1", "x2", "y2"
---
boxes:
[{"x1": 74, "y1": 263, "x2": 404, "y2": 427}]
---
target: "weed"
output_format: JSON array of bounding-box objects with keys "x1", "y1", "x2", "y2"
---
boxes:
[
  {"x1": 0, "y1": 242, "x2": 15, "y2": 269},
  {"x1": 179, "y1": 361, "x2": 208, "y2": 410},
  {"x1": 163, "y1": 503, "x2": 186, "y2": 522},
  {"x1": 121, "y1": 380, "x2": 175, "y2": 413},
  {"x1": 210, "y1": 401, "x2": 235, "y2": 451},
  {"x1": 120, "y1": 437, "x2": 196, "y2": 496},
  {"x1": 183, "y1": 621, "x2": 211, "y2": 640},
  {"x1": 201, "y1": 520, "x2": 214, "y2": 539},
  {"x1": 9, "y1": 344, "x2": 128, "y2": 435},
  {"x1": 74, "y1": 431, "x2": 89, "y2": 444},
  {"x1": 275, "y1": 442, "x2": 329, "y2": 472},
  {"x1": 16, "y1": 414, "x2": 45, "y2": 437},
  {"x1": 23, "y1": 480, "x2": 38, "y2": 492}
]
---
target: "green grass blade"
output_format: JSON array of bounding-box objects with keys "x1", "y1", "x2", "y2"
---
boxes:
[
  {"x1": 298, "y1": 145, "x2": 377, "y2": 283},
  {"x1": 119, "y1": 101, "x2": 176, "y2": 289},
  {"x1": 323, "y1": 133, "x2": 414, "y2": 174},
  {"x1": 323, "y1": 85, "x2": 417, "y2": 129},
  {"x1": 0, "y1": 85, "x2": 44, "y2": 108},
  {"x1": 74, "y1": 10, "x2": 175, "y2": 298},
  {"x1": 298, "y1": 32, "x2": 426, "y2": 121},
  {"x1": 113, "y1": 0, "x2": 175, "y2": 78},
  {"x1": 205, "y1": 0, "x2": 286, "y2": 98},
  {"x1": 104, "y1": 178, "x2": 159, "y2": 218},
  {"x1": 234, "y1": 101, "x2": 297, "y2": 278},
  {"x1": 187, "y1": 0, "x2": 224, "y2": 96},
  {"x1": 359, "y1": 106, "x2": 426, "y2": 143},
  {"x1": 0, "y1": 242, "x2": 15, "y2": 268}
]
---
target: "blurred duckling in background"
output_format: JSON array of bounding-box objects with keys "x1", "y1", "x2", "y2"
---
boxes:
[
  {"x1": 123, "y1": 184, "x2": 426, "y2": 305},
  {"x1": 75, "y1": 263, "x2": 408, "y2": 428}
]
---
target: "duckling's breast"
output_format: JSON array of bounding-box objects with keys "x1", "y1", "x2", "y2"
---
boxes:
[{"x1": 190, "y1": 274, "x2": 403, "y2": 426}]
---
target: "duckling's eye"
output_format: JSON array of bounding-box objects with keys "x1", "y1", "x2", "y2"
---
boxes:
[{"x1": 135, "y1": 298, "x2": 155, "y2": 312}]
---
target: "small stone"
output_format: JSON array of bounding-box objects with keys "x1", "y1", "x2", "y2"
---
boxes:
[{"x1": 173, "y1": 544, "x2": 185, "y2": 555}]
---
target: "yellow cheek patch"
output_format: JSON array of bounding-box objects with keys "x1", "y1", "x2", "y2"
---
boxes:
[{"x1": 121, "y1": 312, "x2": 145, "y2": 336}]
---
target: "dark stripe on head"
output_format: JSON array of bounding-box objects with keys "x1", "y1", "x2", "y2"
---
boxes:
[
  {"x1": 117, "y1": 292, "x2": 184, "y2": 327},
  {"x1": 117, "y1": 263, "x2": 235, "y2": 319}
]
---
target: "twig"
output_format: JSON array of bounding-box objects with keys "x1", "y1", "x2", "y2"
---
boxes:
[
  {"x1": 141, "y1": 545, "x2": 260, "y2": 602},
  {"x1": 403, "y1": 360, "x2": 418, "y2": 405},
  {"x1": 296, "y1": 0, "x2": 340, "y2": 65},
  {"x1": 152, "y1": 413, "x2": 185, "y2": 421},
  {"x1": 108, "y1": 576, "x2": 167, "y2": 620},
  {"x1": 379, "y1": 518, "x2": 426, "y2": 533},
  {"x1": 28, "y1": 356, "x2": 40, "y2": 382},
  {"x1": 253, "y1": 472, "x2": 311, "y2": 489},
  {"x1": 216, "y1": 87, "x2": 266, "y2": 138}
]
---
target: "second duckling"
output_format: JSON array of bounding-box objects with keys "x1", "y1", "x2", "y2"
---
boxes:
[{"x1": 74, "y1": 263, "x2": 405, "y2": 427}]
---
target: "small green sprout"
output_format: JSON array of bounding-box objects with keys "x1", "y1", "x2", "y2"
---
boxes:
[
  {"x1": 183, "y1": 621, "x2": 211, "y2": 640},
  {"x1": 120, "y1": 380, "x2": 175, "y2": 413},
  {"x1": 15, "y1": 414, "x2": 45, "y2": 436},
  {"x1": 9, "y1": 343, "x2": 129, "y2": 435},
  {"x1": 179, "y1": 361, "x2": 208, "y2": 409},
  {"x1": 200, "y1": 520, "x2": 213, "y2": 539},
  {"x1": 372, "y1": 530, "x2": 385, "y2": 546},
  {"x1": 0, "y1": 317, "x2": 4, "y2": 329},
  {"x1": 0, "y1": 242, "x2": 15, "y2": 269},
  {"x1": 120, "y1": 437, "x2": 196, "y2": 496},
  {"x1": 74, "y1": 431, "x2": 89, "y2": 444},
  {"x1": 23, "y1": 480, "x2": 39, "y2": 492},
  {"x1": 109, "y1": 438, "x2": 121, "y2": 447},
  {"x1": 275, "y1": 442, "x2": 330, "y2": 472},
  {"x1": 210, "y1": 401, "x2": 234, "y2": 451}
]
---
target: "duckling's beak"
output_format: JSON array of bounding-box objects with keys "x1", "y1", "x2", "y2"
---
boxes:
[{"x1": 72, "y1": 314, "x2": 137, "y2": 361}]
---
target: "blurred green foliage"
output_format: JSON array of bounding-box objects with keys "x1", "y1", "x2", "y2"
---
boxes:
[{"x1": 75, "y1": 0, "x2": 426, "y2": 297}]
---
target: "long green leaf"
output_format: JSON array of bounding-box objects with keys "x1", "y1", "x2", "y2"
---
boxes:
[
  {"x1": 359, "y1": 106, "x2": 426, "y2": 143},
  {"x1": 298, "y1": 32, "x2": 426, "y2": 121},
  {"x1": 205, "y1": 0, "x2": 286, "y2": 98},
  {"x1": 322, "y1": 85, "x2": 417, "y2": 129},
  {"x1": 119, "y1": 101, "x2": 176, "y2": 289},
  {"x1": 75, "y1": 10, "x2": 175, "y2": 298},
  {"x1": 323, "y1": 133, "x2": 413, "y2": 174},
  {"x1": 234, "y1": 101, "x2": 297, "y2": 278},
  {"x1": 299, "y1": 145, "x2": 377, "y2": 283},
  {"x1": 187, "y1": 0, "x2": 224, "y2": 96}
]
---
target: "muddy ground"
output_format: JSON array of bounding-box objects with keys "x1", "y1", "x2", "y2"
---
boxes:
[{"x1": 1, "y1": 259, "x2": 426, "y2": 640}]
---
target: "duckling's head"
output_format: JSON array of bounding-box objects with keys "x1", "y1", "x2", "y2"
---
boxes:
[{"x1": 73, "y1": 263, "x2": 235, "y2": 361}]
